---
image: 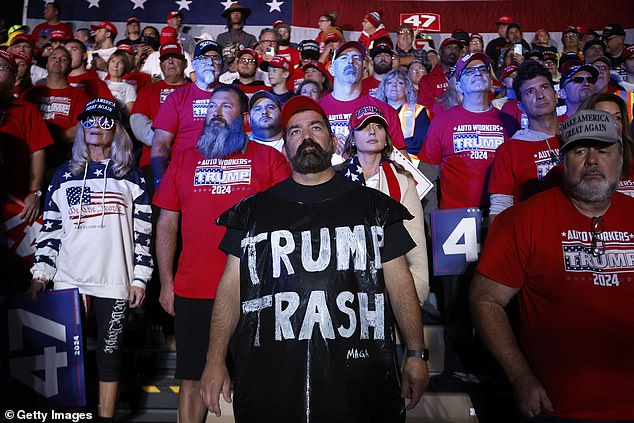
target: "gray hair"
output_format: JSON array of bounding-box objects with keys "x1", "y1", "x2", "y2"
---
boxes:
[
  {"x1": 69, "y1": 121, "x2": 135, "y2": 177},
  {"x1": 374, "y1": 69, "x2": 417, "y2": 104}
]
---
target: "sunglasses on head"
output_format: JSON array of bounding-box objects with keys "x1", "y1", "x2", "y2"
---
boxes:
[
  {"x1": 570, "y1": 75, "x2": 597, "y2": 85},
  {"x1": 80, "y1": 115, "x2": 115, "y2": 130}
]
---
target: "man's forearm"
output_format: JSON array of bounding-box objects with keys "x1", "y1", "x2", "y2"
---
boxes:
[
  {"x1": 207, "y1": 255, "x2": 241, "y2": 361},
  {"x1": 156, "y1": 209, "x2": 179, "y2": 285},
  {"x1": 384, "y1": 255, "x2": 425, "y2": 349},
  {"x1": 150, "y1": 131, "x2": 173, "y2": 183},
  {"x1": 29, "y1": 150, "x2": 46, "y2": 192}
]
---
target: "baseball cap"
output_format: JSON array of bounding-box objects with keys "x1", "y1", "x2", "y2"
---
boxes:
[
  {"x1": 0, "y1": 50, "x2": 17, "y2": 72},
  {"x1": 470, "y1": 33, "x2": 483, "y2": 42},
  {"x1": 7, "y1": 24, "x2": 27, "y2": 39},
  {"x1": 160, "y1": 26, "x2": 178, "y2": 44},
  {"x1": 194, "y1": 40, "x2": 222, "y2": 59},
  {"x1": 11, "y1": 33, "x2": 34, "y2": 46},
  {"x1": 333, "y1": 41, "x2": 366, "y2": 62},
  {"x1": 77, "y1": 97, "x2": 121, "y2": 122},
  {"x1": 454, "y1": 52, "x2": 490, "y2": 79},
  {"x1": 623, "y1": 45, "x2": 634, "y2": 60},
  {"x1": 562, "y1": 25, "x2": 578, "y2": 35},
  {"x1": 501, "y1": 65, "x2": 518, "y2": 80},
  {"x1": 301, "y1": 60, "x2": 328, "y2": 75},
  {"x1": 370, "y1": 41, "x2": 393, "y2": 59},
  {"x1": 588, "y1": 55, "x2": 611, "y2": 67},
  {"x1": 249, "y1": 90, "x2": 281, "y2": 111},
  {"x1": 560, "y1": 62, "x2": 599, "y2": 86},
  {"x1": 559, "y1": 110, "x2": 621, "y2": 153},
  {"x1": 280, "y1": 95, "x2": 328, "y2": 132},
  {"x1": 91, "y1": 21, "x2": 118, "y2": 37},
  {"x1": 127, "y1": 17, "x2": 140, "y2": 24},
  {"x1": 602, "y1": 23, "x2": 626, "y2": 39},
  {"x1": 496, "y1": 16, "x2": 513, "y2": 25},
  {"x1": 160, "y1": 43, "x2": 186, "y2": 61},
  {"x1": 237, "y1": 48, "x2": 259, "y2": 61},
  {"x1": 50, "y1": 29, "x2": 69, "y2": 41},
  {"x1": 582, "y1": 39, "x2": 606, "y2": 55},
  {"x1": 298, "y1": 40, "x2": 319, "y2": 56},
  {"x1": 439, "y1": 37, "x2": 464, "y2": 50},
  {"x1": 272, "y1": 20, "x2": 291, "y2": 31},
  {"x1": 260, "y1": 55, "x2": 290, "y2": 72},
  {"x1": 166, "y1": 11, "x2": 183, "y2": 21},
  {"x1": 117, "y1": 44, "x2": 134, "y2": 55},
  {"x1": 13, "y1": 51, "x2": 32, "y2": 67},
  {"x1": 349, "y1": 105, "x2": 388, "y2": 132},
  {"x1": 325, "y1": 32, "x2": 341, "y2": 43}
]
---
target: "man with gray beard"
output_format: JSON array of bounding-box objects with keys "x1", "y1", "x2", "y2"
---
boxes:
[
  {"x1": 471, "y1": 109, "x2": 634, "y2": 422},
  {"x1": 153, "y1": 84, "x2": 291, "y2": 423}
]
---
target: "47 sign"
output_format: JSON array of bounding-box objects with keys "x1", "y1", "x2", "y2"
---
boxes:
[
  {"x1": 399, "y1": 13, "x2": 441, "y2": 32},
  {"x1": 431, "y1": 208, "x2": 482, "y2": 276},
  {"x1": 0, "y1": 289, "x2": 85, "y2": 408}
]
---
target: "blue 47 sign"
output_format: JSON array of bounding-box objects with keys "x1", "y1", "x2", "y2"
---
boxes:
[
  {"x1": 431, "y1": 208, "x2": 483, "y2": 276},
  {"x1": 0, "y1": 289, "x2": 85, "y2": 408}
]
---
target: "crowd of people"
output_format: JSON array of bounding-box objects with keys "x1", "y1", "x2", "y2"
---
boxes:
[{"x1": 1, "y1": 1, "x2": 633, "y2": 422}]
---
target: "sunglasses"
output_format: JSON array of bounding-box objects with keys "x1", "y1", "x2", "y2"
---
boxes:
[
  {"x1": 570, "y1": 76, "x2": 597, "y2": 85},
  {"x1": 238, "y1": 58, "x2": 257, "y2": 64},
  {"x1": 80, "y1": 115, "x2": 115, "y2": 130}
]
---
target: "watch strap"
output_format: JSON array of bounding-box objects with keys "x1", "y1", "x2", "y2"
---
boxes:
[{"x1": 406, "y1": 348, "x2": 430, "y2": 361}]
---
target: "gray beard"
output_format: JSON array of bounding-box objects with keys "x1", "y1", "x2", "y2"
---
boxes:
[
  {"x1": 197, "y1": 117, "x2": 247, "y2": 159},
  {"x1": 564, "y1": 166, "x2": 618, "y2": 203}
]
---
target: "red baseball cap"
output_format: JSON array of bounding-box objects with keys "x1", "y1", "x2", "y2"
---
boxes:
[
  {"x1": 301, "y1": 60, "x2": 327, "y2": 74},
  {"x1": 237, "y1": 48, "x2": 259, "y2": 61},
  {"x1": 439, "y1": 37, "x2": 464, "y2": 50},
  {"x1": 496, "y1": 16, "x2": 513, "y2": 25},
  {"x1": 501, "y1": 65, "x2": 518, "y2": 80},
  {"x1": 91, "y1": 21, "x2": 118, "y2": 37},
  {"x1": 454, "y1": 52, "x2": 491, "y2": 79},
  {"x1": 50, "y1": 29, "x2": 69, "y2": 41},
  {"x1": 160, "y1": 26, "x2": 178, "y2": 44},
  {"x1": 13, "y1": 51, "x2": 32, "y2": 66},
  {"x1": 325, "y1": 32, "x2": 341, "y2": 43},
  {"x1": 280, "y1": 95, "x2": 328, "y2": 132},
  {"x1": 117, "y1": 44, "x2": 134, "y2": 55},
  {"x1": 623, "y1": 45, "x2": 634, "y2": 60},
  {"x1": 166, "y1": 11, "x2": 183, "y2": 21},
  {"x1": 333, "y1": 41, "x2": 366, "y2": 61},
  {"x1": 348, "y1": 105, "x2": 388, "y2": 132},
  {"x1": 260, "y1": 55, "x2": 291, "y2": 72},
  {"x1": 127, "y1": 17, "x2": 140, "y2": 24},
  {"x1": 11, "y1": 33, "x2": 34, "y2": 46},
  {"x1": 160, "y1": 43, "x2": 186, "y2": 61},
  {"x1": 0, "y1": 50, "x2": 17, "y2": 72}
]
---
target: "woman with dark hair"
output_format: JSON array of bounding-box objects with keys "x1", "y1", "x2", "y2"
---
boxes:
[
  {"x1": 300, "y1": 60, "x2": 333, "y2": 94},
  {"x1": 29, "y1": 98, "x2": 152, "y2": 422},
  {"x1": 315, "y1": 11, "x2": 337, "y2": 54},
  {"x1": 296, "y1": 79, "x2": 322, "y2": 100},
  {"x1": 335, "y1": 105, "x2": 429, "y2": 308},
  {"x1": 374, "y1": 69, "x2": 432, "y2": 159},
  {"x1": 581, "y1": 93, "x2": 634, "y2": 195}
]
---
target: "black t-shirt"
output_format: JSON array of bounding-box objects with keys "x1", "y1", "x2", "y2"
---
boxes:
[{"x1": 219, "y1": 174, "x2": 415, "y2": 262}]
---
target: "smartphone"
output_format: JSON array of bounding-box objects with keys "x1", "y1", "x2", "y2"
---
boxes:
[
  {"x1": 266, "y1": 46, "x2": 275, "y2": 56},
  {"x1": 513, "y1": 43, "x2": 523, "y2": 56}
]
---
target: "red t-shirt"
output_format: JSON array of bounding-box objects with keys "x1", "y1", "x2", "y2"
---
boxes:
[
  {"x1": 477, "y1": 187, "x2": 634, "y2": 420},
  {"x1": 361, "y1": 76, "x2": 381, "y2": 97},
  {"x1": 132, "y1": 80, "x2": 190, "y2": 168},
  {"x1": 417, "y1": 65, "x2": 449, "y2": 109},
  {"x1": 617, "y1": 163, "x2": 634, "y2": 198},
  {"x1": 152, "y1": 83, "x2": 213, "y2": 157},
  {"x1": 488, "y1": 134, "x2": 561, "y2": 203},
  {"x1": 233, "y1": 81, "x2": 270, "y2": 99},
  {"x1": 22, "y1": 85, "x2": 90, "y2": 142},
  {"x1": 319, "y1": 94, "x2": 406, "y2": 150},
  {"x1": 501, "y1": 98, "x2": 523, "y2": 127},
  {"x1": 152, "y1": 142, "x2": 292, "y2": 298},
  {"x1": 276, "y1": 46, "x2": 301, "y2": 71},
  {"x1": 0, "y1": 99, "x2": 53, "y2": 197},
  {"x1": 418, "y1": 105, "x2": 519, "y2": 209},
  {"x1": 68, "y1": 70, "x2": 114, "y2": 101},
  {"x1": 32, "y1": 22, "x2": 72, "y2": 41}
]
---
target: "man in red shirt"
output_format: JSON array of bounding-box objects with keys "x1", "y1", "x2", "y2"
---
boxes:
[
  {"x1": 65, "y1": 39, "x2": 114, "y2": 100},
  {"x1": 417, "y1": 38, "x2": 463, "y2": 108},
  {"x1": 0, "y1": 50, "x2": 53, "y2": 222},
  {"x1": 472, "y1": 109, "x2": 634, "y2": 422},
  {"x1": 131, "y1": 43, "x2": 189, "y2": 174},
  {"x1": 22, "y1": 47, "x2": 89, "y2": 166},
  {"x1": 319, "y1": 41, "x2": 407, "y2": 164},
  {"x1": 361, "y1": 39, "x2": 394, "y2": 97},
  {"x1": 31, "y1": 2, "x2": 73, "y2": 50},
  {"x1": 154, "y1": 85, "x2": 290, "y2": 423},
  {"x1": 231, "y1": 49, "x2": 268, "y2": 99},
  {"x1": 150, "y1": 40, "x2": 223, "y2": 188},
  {"x1": 488, "y1": 60, "x2": 560, "y2": 219}
]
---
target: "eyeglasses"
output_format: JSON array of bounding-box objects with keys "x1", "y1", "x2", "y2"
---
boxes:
[
  {"x1": 398, "y1": 30, "x2": 413, "y2": 35},
  {"x1": 563, "y1": 33, "x2": 578, "y2": 38},
  {"x1": 409, "y1": 68, "x2": 425, "y2": 73},
  {"x1": 570, "y1": 76, "x2": 597, "y2": 84},
  {"x1": 460, "y1": 65, "x2": 489, "y2": 78},
  {"x1": 590, "y1": 216, "x2": 605, "y2": 257},
  {"x1": 0, "y1": 64, "x2": 13, "y2": 73},
  {"x1": 80, "y1": 115, "x2": 115, "y2": 130},
  {"x1": 594, "y1": 65, "x2": 610, "y2": 72},
  {"x1": 260, "y1": 39, "x2": 277, "y2": 45},
  {"x1": 196, "y1": 55, "x2": 222, "y2": 65},
  {"x1": 237, "y1": 58, "x2": 257, "y2": 64}
]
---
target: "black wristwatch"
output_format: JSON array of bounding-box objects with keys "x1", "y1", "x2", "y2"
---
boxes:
[{"x1": 406, "y1": 348, "x2": 430, "y2": 361}]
